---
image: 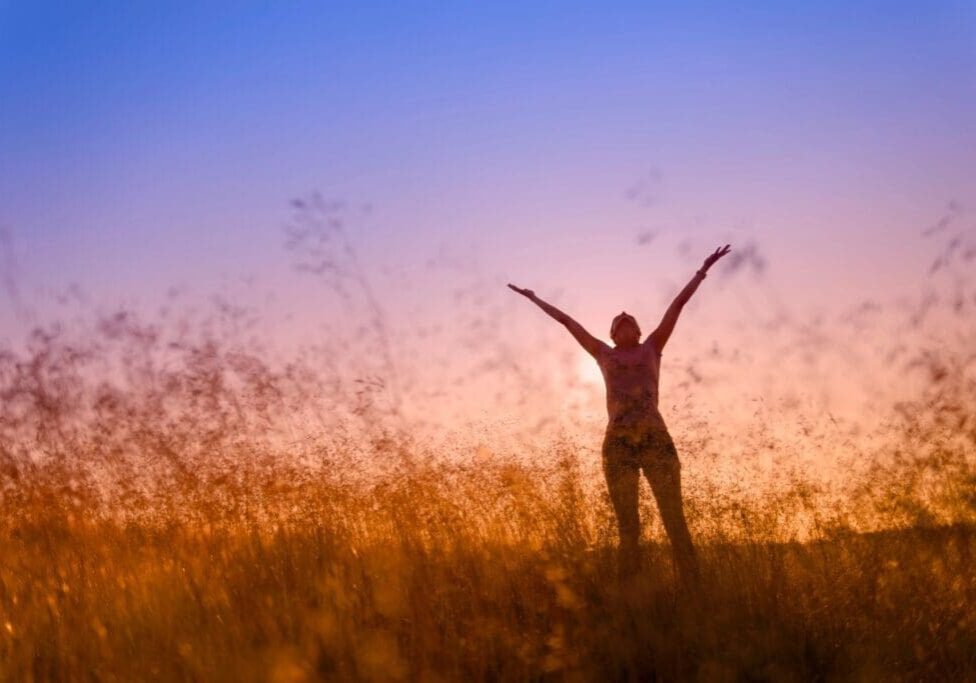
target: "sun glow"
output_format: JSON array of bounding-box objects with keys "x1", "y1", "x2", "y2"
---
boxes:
[{"x1": 578, "y1": 351, "x2": 605, "y2": 388}]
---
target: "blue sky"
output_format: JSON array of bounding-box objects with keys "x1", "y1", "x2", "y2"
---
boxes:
[{"x1": 2, "y1": 2, "x2": 974, "y2": 340}]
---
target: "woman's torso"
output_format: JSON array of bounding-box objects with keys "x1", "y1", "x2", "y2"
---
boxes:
[{"x1": 595, "y1": 341, "x2": 667, "y2": 437}]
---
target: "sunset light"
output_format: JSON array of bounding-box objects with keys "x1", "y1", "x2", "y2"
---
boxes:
[{"x1": 1, "y1": 3, "x2": 975, "y2": 680}]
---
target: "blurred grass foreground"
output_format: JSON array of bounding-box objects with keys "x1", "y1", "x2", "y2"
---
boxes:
[
  {"x1": 1, "y1": 308, "x2": 974, "y2": 682},
  {"x1": 2, "y1": 213, "x2": 976, "y2": 680}
]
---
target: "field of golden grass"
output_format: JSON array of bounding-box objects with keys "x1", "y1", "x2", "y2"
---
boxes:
[
  {"x1": 2, "y1": 449, "x2": 974, "y2": 681},
  {"x1": 2, "y1": 210, "x2": 974, "y2": 680},
  {"x1": 1, "y1": 309, "x2": 973, "y2": 681}
]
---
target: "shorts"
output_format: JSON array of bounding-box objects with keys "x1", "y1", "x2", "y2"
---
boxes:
[{"x1": 601, "y1": 425, "x2": 679, "y2": 469}]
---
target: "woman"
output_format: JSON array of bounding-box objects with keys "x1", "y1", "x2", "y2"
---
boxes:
[{"x1": 508, "y1": 244, "x2": 730, "y2": 584}]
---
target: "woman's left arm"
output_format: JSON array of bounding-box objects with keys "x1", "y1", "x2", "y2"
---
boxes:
[{"x1": 644, "y1": 244, "x2": 731, "y2": 352}]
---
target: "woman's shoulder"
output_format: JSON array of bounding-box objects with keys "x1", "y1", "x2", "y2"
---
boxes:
[{"x1": 642, "y1": 337, "x2": 663, "y2": 358}]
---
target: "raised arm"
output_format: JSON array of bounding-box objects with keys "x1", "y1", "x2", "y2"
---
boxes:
[
  {"x1": 507, "y1": 284, "x2": 609, "y2": 359},
  {"x1": 645, "y1": 244, "x2": 731, "y2": 353}
]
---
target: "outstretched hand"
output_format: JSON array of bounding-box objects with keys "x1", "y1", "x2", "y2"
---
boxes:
[
  {"x1": 507, "y1": 283, "x2": 536, "y2": 300},
  {"x1": 702, "y1": 244, "x2": 731, "y2": 272}
]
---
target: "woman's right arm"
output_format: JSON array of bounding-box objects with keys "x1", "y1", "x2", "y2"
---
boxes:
[{"x1": 508, "y1": 284, "x2": 608, "y2": 359}]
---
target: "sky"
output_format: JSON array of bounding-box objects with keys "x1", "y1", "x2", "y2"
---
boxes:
[{"x1": 2, "y1": 2, "x2": 975, "y2": 460}]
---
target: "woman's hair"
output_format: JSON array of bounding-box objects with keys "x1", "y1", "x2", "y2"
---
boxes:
[{"x1": 610, "y1": 311, "x2": 640, "y2": 339}]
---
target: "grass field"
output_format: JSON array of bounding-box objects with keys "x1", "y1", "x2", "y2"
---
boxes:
[
  {"x1": 2, "y1": 441, "x2": 975, "y2": 681},
  {"x1": 1, "y1": 291, "x2": 974, "y2": 681}
]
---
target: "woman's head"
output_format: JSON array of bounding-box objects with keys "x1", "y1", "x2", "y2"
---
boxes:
[{"x1": 610, "y1": 311, "x2": 641, "y2": 347}]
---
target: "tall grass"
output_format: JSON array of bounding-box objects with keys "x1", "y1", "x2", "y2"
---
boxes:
[{"x1": 1, "y1": 200, "x2": 974, "y2": 680}]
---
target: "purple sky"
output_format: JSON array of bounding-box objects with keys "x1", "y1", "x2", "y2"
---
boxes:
[{"x1": 2, "y1": 3, "x2": 975, "y2": 453}]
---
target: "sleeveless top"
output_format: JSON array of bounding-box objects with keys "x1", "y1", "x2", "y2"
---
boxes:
[{"x1": 594, "y1": 340, "x2": 667, "y2": 436}]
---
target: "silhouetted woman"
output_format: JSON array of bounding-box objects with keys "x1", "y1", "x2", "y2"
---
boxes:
[{"x1": 508, "y1": 244, "x2": 731, "y2": 584}]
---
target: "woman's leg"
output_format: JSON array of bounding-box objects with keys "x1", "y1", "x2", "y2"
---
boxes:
[
  {"x1": 602, "y1": 437, "x2": 642, "y2": 577},
  {"x1": 642, "y1": 435, "x2": 700, "y2": 586}
]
